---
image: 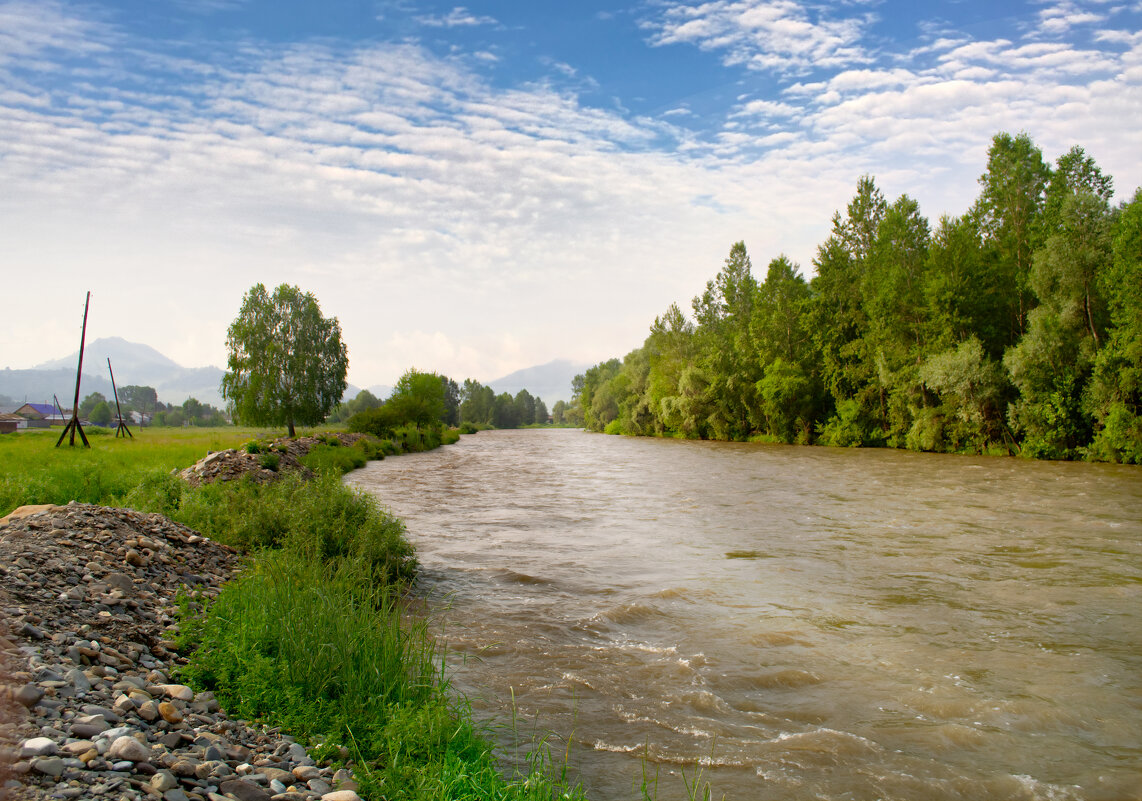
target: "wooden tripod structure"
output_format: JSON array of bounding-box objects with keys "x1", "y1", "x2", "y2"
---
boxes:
[
  {"x1": 108, "y1": 358, "x2": 133, "y2": 438},
  {"x1": 56, "y1": 292, "x2": 92, "y2": 448}
]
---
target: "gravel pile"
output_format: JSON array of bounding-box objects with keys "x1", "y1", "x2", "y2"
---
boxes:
[
  {"x1": 177, "y1": 433, "x2": 368, "y2": 487},
  {"x1": 0, "y1": 503, "x2": 362, "y2": 801}
]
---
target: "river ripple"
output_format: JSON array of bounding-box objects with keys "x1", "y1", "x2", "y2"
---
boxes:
[{"x1": 346, "y1": 429, "x2": 1142, "y2": 801}]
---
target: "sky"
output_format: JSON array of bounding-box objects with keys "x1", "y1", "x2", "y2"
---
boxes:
[{"x1": 1, "y1": 0, "x2": 1140, "y2": 390}]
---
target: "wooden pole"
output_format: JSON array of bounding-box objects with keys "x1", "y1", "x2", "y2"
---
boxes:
[
  {"x1": 57, "y1": 292, "x2": 91, "y2": 448},
  {"x1": 108, "y1": 357, "x2": 133, "y2": 438}
]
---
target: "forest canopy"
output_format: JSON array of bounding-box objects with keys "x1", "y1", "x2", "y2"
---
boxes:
[{"x1": 568, "y1": 132, "x2": 1142, "y2": 463}]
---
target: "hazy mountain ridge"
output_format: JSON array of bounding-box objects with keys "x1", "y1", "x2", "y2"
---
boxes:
[
  {"x1": 10, "y1": 337, "x2": 227, "y2": 409},
  {"x1": 5, "y1": 338, "x2": 581, "y2": 413},
  {"x1": 487, "y1": 359, "x2": 587, "y2": 407}
]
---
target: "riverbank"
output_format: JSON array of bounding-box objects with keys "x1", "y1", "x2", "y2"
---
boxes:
[{"x1": 0, "y1": 427, "x2": 587, "y2": 801}]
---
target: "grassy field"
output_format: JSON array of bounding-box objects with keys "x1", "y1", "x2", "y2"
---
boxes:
[
  {"x1": 0, "y1": 425, "x2": 274, "y2": 517},
  {"x1": 0, "y1": 424, "x2": 589, "y2": 801}
]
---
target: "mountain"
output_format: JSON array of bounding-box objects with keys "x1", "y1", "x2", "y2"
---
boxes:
[
  {"x1": 487, "y1": 359, "x2": 587, "y2": 407},
  {"x1": 11, "y1": 337, "x2": 227, "y2": 409}
]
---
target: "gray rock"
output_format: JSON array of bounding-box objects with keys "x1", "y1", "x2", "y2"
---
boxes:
[
  {"x1": 32, "y1": 757, "x2": 65, "y2": 777},
  {"x1": 107, "y1": 735, "x2": 150, "y2": 762},
  {"x1": 15, "y1": 683, "x2": 45, "y2": 708},
  {"x1": 20, "y1": 736, "x2": 58, "y2": 758},
  {"x1": 150, "y1": 770, "x2": 177, "y2": 792},
  {"x1": 65, "y1": 668, "x2": 92, "y2": 693},
  {"x1": 219, "y1": 779, "x2": 273, "y2": 801}
]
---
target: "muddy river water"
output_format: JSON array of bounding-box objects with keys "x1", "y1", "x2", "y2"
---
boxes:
[{"x1": 346, "y1": 429, "x2": 1142, "y2": 800}]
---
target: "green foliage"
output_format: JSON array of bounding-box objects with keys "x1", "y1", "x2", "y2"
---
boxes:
[
  {"x1": 89, "y1": 400, "x2": 113, "y2": 426},
  {"x1": 567, "y1": 130, "x2": 1141, "y2": 464},
  {"x1": 0, "y1": 427, "x2": 260, "y2": 517},
  {"x1": 390, "y1": 369, "x2": 447, "y2": 429},
  {"x1": 816, "y1": 399, "x2": 870, "y2": 448},
  {"x1": 222, "y1": 283, "x2": 349, "y2": 437},
  {"x1": 918, "y1": 337, "x2": 1010, "y2": 452},
  {"x1": 80, "y1": 392, "x2": 107, "y2": 418}
]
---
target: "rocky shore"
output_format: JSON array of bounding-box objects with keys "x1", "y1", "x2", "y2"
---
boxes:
[{"x1": 0, "y1": 502, "x2": 363, "y2": 801}]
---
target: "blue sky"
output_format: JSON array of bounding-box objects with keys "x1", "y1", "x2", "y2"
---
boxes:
[{"x1": 2, "y1": 0, "x2": 1140, "y2": 392}]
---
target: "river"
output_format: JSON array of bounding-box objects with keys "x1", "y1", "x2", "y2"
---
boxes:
[{"x1": 345, "y1": 429, "x2": 1142, "y2": 801}]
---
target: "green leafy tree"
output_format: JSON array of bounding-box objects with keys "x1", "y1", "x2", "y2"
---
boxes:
[
  {"x1": 118, "y1": 385, "x2": 158, "y2": 413},
  {"x1": 460, "y1": 379, "x2": 495, "y2": 425},
  {"x1": 917, "y1": 337, "x2": 1010, "y2": 452},
  {"x1": 441, "y1": 376, "x2": 461, "y2": 427},
  {"x1": 80, "y1": 392, "x2": 107, "y2": 418},
  {"x1": 551, "y1": 400, "x2": 566, "y2": 424},
  {"x1": 692, "y1": 241, "x2": 760, "y2": 439},
  {"x1": 221, "y1": 283, "x2": 348, "y2": 437},
  {"x1": 89, "y1": 400, "x2": 113, "y2": 426},
  {"x1": 388, "y1": 369, "x2": 447, "y2": 430},
  {"x1": 533, "y1": 398, "x2": 549, "y2": 425},
  {"x1": 491, "y1": 392, "x2": 520, "y2": 428},
  {"x1": 514, "y1": 389, "x2": 536, "y2": 427},
  {"x1": 973, "y1": 132, "x2": 1051, "y2": 341},
  {"x1": 1087, "y1": 187, "x2": 1142, "y2": 461},
  {"x1": 923, "y1": 214, "x2": 1007, "y2": 356}
]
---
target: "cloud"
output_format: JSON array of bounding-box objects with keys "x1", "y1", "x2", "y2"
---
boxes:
[
  {"x1": 641, "y1": 0, "x2": 875, "y2": 74},
  {"x1": 1, "y1": 0, "x2": 1140, "y2": 386},
  {"x1": 415, "y1": 6, "x2": 498, "y2": 28}
]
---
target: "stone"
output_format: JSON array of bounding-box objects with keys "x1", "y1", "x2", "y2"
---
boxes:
[
  {"x1": 32, "y1": 757, "x2": 65, "y2": 778},
  {"x1": 107, "y1": 735, "x2": 150, "y2": 763},
  {"x1": 62, "y1": 740, "x2": 96, "y2": 756},
  {"x1": 137, "y1": 699, "x2": 160, "y2": 721},
  {"x1": 20, "y1": 737, "x2": 58, "y2": 758},
  {"x1": 291, "y1": 766, "x2": 320, "y2": 781},
  {"x1": 219, "y1": 779, "x2": 273, "y2": 801},
  {"x1": 158, "y1": 701, "x2": 183, "y2": 724},
  {"x1": 262, "y1": 767, "x2": 293, "y2": 784},
  {"x1": 113, "y1": 694, "x2": 135, "y2": 716},
  {"x1": 65, "y1": 668, "x2": 92, "y2": 693},
  {"x1": 151, "y1": 770, "x2": 178, "y2": 792},
  {"x1": 125, "y1": 548, "x2": 145, "y2": 567},
  {"x1": 163, "y1": 790, "x2": 190, "y2": 801},
  {"x1": 321, "y1": 792, "x2": 363, "y2": 801},
  {"x1": 15, "y1": 683, "x2": 45, "y2": 708},
  {"x1": 157, "y1": 684, "x2": 195, "y2": 702}
]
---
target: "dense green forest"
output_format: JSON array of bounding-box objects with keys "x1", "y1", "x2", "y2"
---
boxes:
[{"x1": 568, "y1": 132, "x2": 1142, "y2": 463}]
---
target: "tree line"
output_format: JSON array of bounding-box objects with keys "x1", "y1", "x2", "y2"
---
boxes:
[
  {"x1": 338, "y1": 371, "x2": 560, "y2": 437},
  {"x1": 78, "y1": 387, "x2": 227, "y2": 427},
  {"x1": 567, "y1": 132, "x2": 1141, "y2": 463}
]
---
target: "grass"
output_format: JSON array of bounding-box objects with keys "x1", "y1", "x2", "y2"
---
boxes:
[
  {"x1": 0, "y1": 426, "x2": 272, "y2": 517},
  {"x1": 1, "y1": 425, "x2": 587, "y2": 800}
]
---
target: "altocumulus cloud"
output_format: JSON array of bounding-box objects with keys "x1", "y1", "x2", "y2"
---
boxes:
[{"x1": 0, "y1": 0, "x2": 1139, "y2": 389}]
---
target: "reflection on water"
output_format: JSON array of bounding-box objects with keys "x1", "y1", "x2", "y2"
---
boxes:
[{"x1": 346, "y1": 429, "x2": 1142, "y2": 801}]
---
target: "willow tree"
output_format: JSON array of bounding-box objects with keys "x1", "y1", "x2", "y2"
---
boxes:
[{"x1": 221, "y1": 283, "x2": 348, "y2": 437}]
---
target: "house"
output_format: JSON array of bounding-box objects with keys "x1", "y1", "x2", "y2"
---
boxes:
[
  {"x1": 14, "y1": 402, "x2": 70, "y2": 426},
  {"x1": 0, "y1": 412, "x2": 27, "y2": 433}
]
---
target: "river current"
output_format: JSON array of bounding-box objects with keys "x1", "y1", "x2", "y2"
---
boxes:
[{"x1": 345, "y1": 429, "x2": 1142, "y2": 801}]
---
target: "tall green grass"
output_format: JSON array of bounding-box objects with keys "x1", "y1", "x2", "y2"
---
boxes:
[{"x1": 0, "y1": 426, "x2": 267, "y2": 516}]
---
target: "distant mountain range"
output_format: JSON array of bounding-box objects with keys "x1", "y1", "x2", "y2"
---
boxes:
[
  {"x1": 487, "y1": 359, "x2": 587, "y2": 407},
  {"x1": 2, "y1": 338, "x2": 584, "y2": 413},
  {"x1": 2, "y1": 338, "x2": 228, "y2": 410}
]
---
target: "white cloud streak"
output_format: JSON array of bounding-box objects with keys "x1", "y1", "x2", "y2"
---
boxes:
[
  {"x1": 642, "y1": 0, "x2": 876, "y2": 74},
  {"x1": 0, "y1": 0, "x2": 1140, "y2": 390}
]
